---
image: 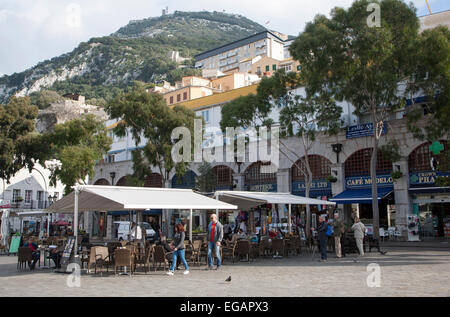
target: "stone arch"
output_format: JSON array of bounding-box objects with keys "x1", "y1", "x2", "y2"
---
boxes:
[
  {"x1": 93, "y1": 178, "x2": 110, "y2": 186},
  {"x1": 115, "y1": 176, "x2": 128, "y2": 186},
  {"x1": 244, "y1": 161, "x2": 277, "y2": 191},
  {"x1": 408, "y1": 140, "x2": 448, "y2": 173},
  {"x1": 171, "y1": 170, "x2": 197, "y2": 189}
]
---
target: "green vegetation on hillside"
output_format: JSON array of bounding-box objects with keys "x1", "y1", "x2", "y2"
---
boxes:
[{"x1": 0, "y1": 11, "x2": 266, "y2": 104}]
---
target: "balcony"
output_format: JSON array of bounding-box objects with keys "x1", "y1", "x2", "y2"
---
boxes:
[{"x1": 11, "y1": 200, "x2": 49, "y2": 210}]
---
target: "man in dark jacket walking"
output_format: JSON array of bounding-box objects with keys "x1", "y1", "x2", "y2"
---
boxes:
[
  {"x1": 206, "y1": 213, "x2": 223, "y2": 270},
  {"x1": 316, "y1": 215, "x2": 328, "y2": 262}
]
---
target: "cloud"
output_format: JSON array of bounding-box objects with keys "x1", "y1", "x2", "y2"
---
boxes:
[{"x1": 0, "y1": 0, "x2": 447, "y2": 76}]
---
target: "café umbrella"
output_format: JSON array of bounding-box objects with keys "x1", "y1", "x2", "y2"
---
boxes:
[{"x1": 46, "y1": 185, "x2": 238, "y2": 254}]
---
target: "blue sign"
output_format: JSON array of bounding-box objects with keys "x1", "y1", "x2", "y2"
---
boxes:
[
  {"x1": 346, "y1": 123, "x2": 386, "y2": 139},
  {"x1": 248, "y1": 183, "x2": 277, "y2": 192},
  {"x1": 409, "y1": 171, "x2": 450, "y2": 187},
  {"x1": 345, "y1": 175, "x2": 393, "y2": 189}
]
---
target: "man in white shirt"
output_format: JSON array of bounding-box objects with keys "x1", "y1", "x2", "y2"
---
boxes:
[
  {"x1": 239, "y1": 221, "x2": 247, "y2": 234},
  {"x1": 129, "y1": 222, "x2": 142, "y2": 241}
]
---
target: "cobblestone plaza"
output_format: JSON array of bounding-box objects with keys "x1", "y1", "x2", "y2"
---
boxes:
[{"x1": 1, "y1": 245, "x2": 449, "y2": 297}]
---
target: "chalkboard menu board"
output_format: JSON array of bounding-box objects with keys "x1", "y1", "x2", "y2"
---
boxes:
[{"x1": 60, "y1": 236, "x2": 75, "y2": 267}]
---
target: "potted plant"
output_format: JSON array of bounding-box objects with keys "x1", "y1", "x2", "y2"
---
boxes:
[
  {"x1": 390, "y1": 170, "x2": 403, "y2": 181},
  {"x1": 326, "y1": 175, "x2": 338, "y2": 183}
]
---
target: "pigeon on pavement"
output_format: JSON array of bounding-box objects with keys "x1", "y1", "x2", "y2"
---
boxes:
[{"x1": 225, "y1": 276, "x2": 231, "y2": 282}]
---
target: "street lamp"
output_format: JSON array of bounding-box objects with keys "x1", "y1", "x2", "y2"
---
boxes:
[
  {"x1": 331, "y1": 143, "x2": 343, "y2": 163},
  {"x1": 110, "y1": 172, "x2": 116, "y2": 186}
]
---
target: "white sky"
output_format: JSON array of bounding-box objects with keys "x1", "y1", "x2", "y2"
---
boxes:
[{"x1": 0, "y1": 0, "x2": 447, "y2": 76}]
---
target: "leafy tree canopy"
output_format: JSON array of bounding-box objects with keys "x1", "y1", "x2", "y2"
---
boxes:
[
  {"x1": 0, "y1": 97, "x2": 40, "y2": 182},
  {"x1": 106, "y1": 83, "x2": 197, "y2": 186}
]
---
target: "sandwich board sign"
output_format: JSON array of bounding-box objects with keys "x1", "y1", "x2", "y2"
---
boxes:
[
  {"x1": 9, "y1": 236, "x2": 21, "y2": 254},
  {"x1": 56, "y1": 236, "x2": 75, "y2": 273}
]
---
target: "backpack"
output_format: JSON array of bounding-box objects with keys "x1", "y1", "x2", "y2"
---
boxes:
[{"x1": 325, "y1": 224, "x2": 334, "y2": 237}]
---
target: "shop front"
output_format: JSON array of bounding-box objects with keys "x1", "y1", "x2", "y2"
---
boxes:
[
  {"x1": 408, "y1": 141, "x2": 450, "y2": 238},
  {"x1": 330, "y1": 174, "x2": 395, "y2": 230}
]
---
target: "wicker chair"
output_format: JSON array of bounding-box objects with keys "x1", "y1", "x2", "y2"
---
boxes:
[
  {"x1": 93, "y1": 246, "x2": 113, "y2": 276},
  {"x1": 233, "y1": 240, "x2": 251, "y2": 263},
  {"x1": 189, "y1": 240, "x2": 202, "y2": 266},
  {"x1": 114, "y1": 248, "x2": 134, "y2": 277},
  {"x1": 17, "y1": 247, "x2": 33, "y2": 270},
  {"x1": 134, "y1": 245, "x2": 151, "y2": 274},
  {"x1": 152, "y1": 245, "x2": 172, "y2": 271},
  {"x1": 271, "y1": 239, "x2": 285, "y2": 257}
]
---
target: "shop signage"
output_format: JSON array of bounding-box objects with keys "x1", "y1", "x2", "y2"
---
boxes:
[
  {"x1": 248, "y1": 183, "x2": 277, "y2": 192},
  {"x1": 0, "y1": 200, "x2": 10, "y2": 208},
  {"x1": 409, "y1": 171, "x2": 450, "y2": 186},
  {"x1": 346, "y1": 123, "x2": 386, "y2": 139},
  {"x1": 345, "y1": 175, "x2": 393, "y2": 188},
  {"x1": 292, "y1": 180, "x2": 331, "y2": 192}
]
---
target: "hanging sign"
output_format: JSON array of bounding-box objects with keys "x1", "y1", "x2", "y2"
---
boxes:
[{"x1": 346, "y1": 123, "x2": 386, "y2": 139}]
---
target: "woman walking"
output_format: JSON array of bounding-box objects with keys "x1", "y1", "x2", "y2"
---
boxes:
[
  {"x1": 351, "y1": 217, "x2": 366, "y2": 261},
  {"x1": 167, "y1": 224, "x2": 189, "y2": 276}
]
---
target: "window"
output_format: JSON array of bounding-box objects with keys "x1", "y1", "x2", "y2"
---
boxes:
[
  {"x1": 244, "y1": 162, "x2": 277, "y2": 185},
  {"x1": 292, "y1": 155, "x2": 331, "y2": 181},
  {"x1": 201, "y1": 110, "x2": 210, "y2": 123},
  {"x1": 257, "y1": 67, "x2": 261, "y2": 74},
  {"x1": 272, "y1": 64, "x2": 277, "y2": 71},
  {"x1": 13, "y1": 189, "x2": 21, "y2": 202},
  {"x1": 213, "y1": 166, "x2": 234, "y2": 189},
  {"x1": 37, "y1": 191, "x2": 44, "y2": 202},
  {"x1": 25, "y1": 190, "x2": 32, "y2": 203},
  {"x1": 297, "y1": 65, "x2": 301, "y2": 71},
  {"x1": 408, "y1": 141, "x2": 448, "y2": 172},
  {"x1": 144, "y1": 173, "x2": 163, "y2": 188},
  {"x1": 265, "y1": 65, "x2": 270, "y2": 72},
  {"x1": 169, "y1": 96, "x2": 174, "y2": 104},
  {"x1": 345, "y1": 148, "x2": 392, "y2": 177},
  {"x1": 177, "y1": 94, "x2": 181, "y2": 102},
  {"x1": 183, "y1": 92, "x2": 188, "y2": 100},
  {"x1": 108, "y1": 155, "x2": 115, "y2": 163}
]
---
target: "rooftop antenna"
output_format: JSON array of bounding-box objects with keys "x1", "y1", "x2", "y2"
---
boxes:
[{"x1": 425, "y1": 0, "x2": 432, "y2": 15}]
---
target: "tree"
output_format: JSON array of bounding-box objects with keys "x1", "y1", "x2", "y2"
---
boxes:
[
  {"x1": 289, "y1": 0, "x2": 422, "y2": 240},
  {"x1": 194, "y1": 162, "x2": 216, "y2": 193},
  {"x1": 0, "y1": 97, "x2": 41, "y2": 182},
  {"x1": 405, "y1": 26, "x2": 450, "y2": 186},
  {"x1": 106, "y1": 83, "x2": 196, "y2": 187},
  {"x1": 405, "y1": 26, "x2": 450, "y2": 142},
  {"x1": 46, "y1": 114, "x2": 112, "y2": 193},
  {"x1": 29, "y1": 90, "x2": 64, "y2": 109},
  {"x1": 220, "y1": 69, "x2": 342, "y2": 237}
]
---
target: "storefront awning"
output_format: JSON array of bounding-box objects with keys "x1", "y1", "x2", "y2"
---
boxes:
[
  {"x1": 46, "y1": 185, "x2": 238, "y2": 213},
  {"x1": 409, "y1": 187, "x2": 450, "y2": 194},
  {"x1": 214, "y1": 191, "x2": 336, "y2": 210},
  {"x1": 329, "y1": 187, "x2": 393, "y2": 204}
]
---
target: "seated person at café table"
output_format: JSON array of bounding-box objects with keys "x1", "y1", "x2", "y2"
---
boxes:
[
  {"x1": 50, "y1": 245, "x2": 64, "y2": 268},
  {"x1": 23, "y1": 237, "x2": 40, "y2": 270},
  {"x1": 228, "y1": 229, "x2": 247, "y2": 244}
]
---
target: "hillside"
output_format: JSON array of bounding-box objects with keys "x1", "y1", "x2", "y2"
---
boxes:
[{"x1": 0, "y1": 11, "x2": 266, "y2": 104}]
